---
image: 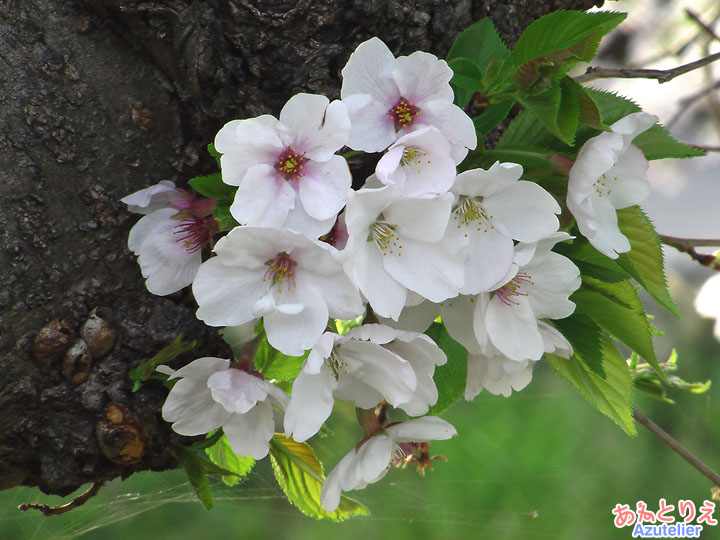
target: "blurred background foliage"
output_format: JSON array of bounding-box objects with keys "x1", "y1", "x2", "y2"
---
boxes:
[{"x1": 2, "y1": 0, "x2": 719, "y2": 538}]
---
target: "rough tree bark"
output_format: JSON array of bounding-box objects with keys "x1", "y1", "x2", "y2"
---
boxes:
[{"x1": 0, "y1": 0, "x2": 601, "y2": 497}]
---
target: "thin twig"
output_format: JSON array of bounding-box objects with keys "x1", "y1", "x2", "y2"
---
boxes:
[
  {"x1": 690, "y1": 144, "x2": 720, "y2": 152},
  {"x1": 18, "y1": 482, "x2": 104, "y2": 517},
  {"x1": 685, "y1": 8, "x2": 720, "y2": 42},
  {"x1": 576, "y1": 51, "x2": 720, "y2": 84},
  {"x1": 667, "y1": 79, "x2": 720, "y2": 127},
  {"x1": 633, "y1": 409, "x2": 720, "y2": 488},
  {"x1": 660, "y1": 234, "x2": 720, "y2": 269}
]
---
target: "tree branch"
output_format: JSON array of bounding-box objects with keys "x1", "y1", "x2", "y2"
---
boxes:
[
  {"x1": 576, "y1": 51, "x2": 720, "y2": 83},
  {"x1": 659, "y1": 235, "x2": 720, "y2": 269},
  {"x1": 18, "y1": 482, "x2": 104, "y2": 516},
  {"x1": 633, "y1": 409, "x2": 720, "y2": 488}
]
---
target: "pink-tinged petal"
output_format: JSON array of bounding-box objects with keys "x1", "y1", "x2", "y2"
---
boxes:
[
  {"x1": 344, "y1": 94, "x2": 398, "y2": 152},
  {"x1": 162, "y1": 377, "x2": 232, "y2": 436},
  {"x1": 284, "y1": 365, "x2": 338, "y2": 442},
  {"x1": 385, "y1": 416, "x2": 457, "y2": 442},
  {"x1": 121, "y1": 181, "x2": 179, "y2": 214},
  {"x1": 346, "y1": 240, "x2": 407, "y2": 320},
  {"x1": 485, "y1": 296, "x2": 544, "y2": 361},
  {"x1": 207, "y1": 369, "x2": 268, "y2": 414},
  {"x1": 222, "y1": 401, "x2": 275, "y2": 459},
  {"x1": 346, "y1": 435, "x2": 393, "y2": 488},
  {"x1": 485, "y1": 181, "x2": 560, "y2": 243},
  {"x1": 298, "y1": 156, "x2": 351, "y2": 220},
  {"x1": 168, "y1": 357, "x2": 230, "y2": 380},
  {"x1": 128, "y1": 207, "x2": 176, "y2": 255},
  {"x1": 384, "y1": 192, "x2": 453, "y2": 242},
  {"x1": 525, "y1": 252, "x2": 580, "y2": 320},
  {"x1": 230, "y1": 164, "x2": 295, "y2": 228},
  {"x1": 440, "y1": 295, "x2": 484, "y2": 355},
  {"x1": 341, "y1": 37, "x2": 399, "y2": 104},
  {"x1": 610, "y1": 112, "x2": 658, "y2": 153},
  {"x1": 136, "y1": 224, "x2": 202, "y2": 296},
  {"x1": 292, "y1": 98, "x2": 350, "y2": 161},
  {"x1": 393, "y1": 51, "x2": 454, "y2": 105},
  {"x1": 382, "y1": 237, "x2": 463, "y2": 303},
  {"x1": 416, "y1": 101, "x2": 477, "y2": 164},
  {"x1": 216, "y1": 116, "x2": 284, "y2": 186},
  {"x1": 212, "y1": 226, "x2": 292, "y2": 268},
  {"x1": 193, "y1": 257, "x2": 268, "y2": 326},
  {"x1": 605, "y1": 145, "x2": 650, "y2": 209},
  {"x1": 263, "y1": 280, "x2": 328, "y2": 356}
]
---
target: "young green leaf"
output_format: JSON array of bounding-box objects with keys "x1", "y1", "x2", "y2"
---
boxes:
[
  {"x1": 189, "y1": 173, "x2": 235, "y2": 201},
  {"x1": 269, "y1": 435, "x2": 370, "y2": 521},
  {"x1": 128, "y1": 334, "x2": 196, "y2": 392},
  {"x1": 572, "y1": 276, "x2": 664, "y2": 381},
  {"x1": 174, "y1": 446, "x2": 244, "y2": 510},
  {"x1": 513, "y1": 11, "x2": 626, "y2": 68},
  {"x1": 616, "y1": 206, "x2": 679, "y2": 317},
  {"x1": 516, "y1": 78, "x2": 579, "y2": 145},
  {"x1": 447, "y1": 18, "x2": 510, "y2": 73},
  {"x1": 497, "y1": 109, "x2": 569, "y2": 152},
  {"x1": 208, "y1": 142, "x2": 222, "y2": 168},
  {"x1": 425, "y1": 322, "x2": 468, "y2": 415},
  {"x1": 472, "y1": 101, "x2": 513, "y2": 136},
  {"x1": 554, "y1": 236, "x2": 630, "y2": 283},
  {"x1": 449, "y1": 57, "x2": 484, "y2": 106},
  {"x1": 213, "y1": 203, "x2": 239, "y2": 232},
  {"x1": 551, "y1": 313, "x2": 604, "y2": 377},
  {"x1": 547, "y1": 334, "x2": 636, "y2": 436},
  {"x1": 205, "y1": 434, "x2": 255, "y2": 487},
  {"x1": 253, "y1": 335, "x2": 306, "y2": 381}
]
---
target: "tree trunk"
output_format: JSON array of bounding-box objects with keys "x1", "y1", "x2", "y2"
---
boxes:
[{"x1": 0, "y1": 0, "x2": 601, "y2": 496}]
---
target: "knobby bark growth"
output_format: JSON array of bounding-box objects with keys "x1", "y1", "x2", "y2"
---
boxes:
[{"x1": 0, "y1": 0, "x2": 600, "y2": 496}]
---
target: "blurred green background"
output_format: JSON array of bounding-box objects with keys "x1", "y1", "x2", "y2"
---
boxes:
[{"x1": 1, "y1": 274, "x2": 717, "y2": 539}]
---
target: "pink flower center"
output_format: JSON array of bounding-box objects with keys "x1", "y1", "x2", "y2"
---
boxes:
[
  {"x1": 494, "y1": 272, "x2": 534, "y2": 307},
  {"x1": 387, "y1": 97, "x2": 420, "y2": 130},
  {"x1": 274, "y1": 147, "x2": 308, "y2": 181},
  {"x1": 264, "y1": 252, "x2": 297, "y2": 288},
  {"x1": 173, "y1": 216, "x2": 219, "y2": 253}
]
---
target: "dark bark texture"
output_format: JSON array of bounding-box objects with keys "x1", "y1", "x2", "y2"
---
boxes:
[{"x1": 0, "y1": 0, "x2": 600, "y2": 496}]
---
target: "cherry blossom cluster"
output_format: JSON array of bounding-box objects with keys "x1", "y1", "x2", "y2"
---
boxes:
[{"x1": 122, "y1": 37, "x2": 656, "y2": 510}]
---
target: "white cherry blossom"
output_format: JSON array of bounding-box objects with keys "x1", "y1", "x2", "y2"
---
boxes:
[
  {"x1": 342, "y1": 186, "x2": 464, "y2": 320},
  {"x1": 341, "y1": 37, "x2": 476, "y2": 163},
  {"x1": 193, "y1": 227, "x2": 364, "y2": 356},
  {"x1": 695, "y1": 272, "x2": 720, "y2": 341},
  {"x1": 375, "y1": 126, "x2": 456, "y2": 197},
  {"x1": 215, "y1": 93, "x2": 352, "y2": 238},
  {"x1": 284, "y1": 324, "x2": 446, "y2": 442},
  {"x1": 160, "y1": 357, "x2": 288, "y2": 459},
  {"x1": 567, "y1": 112, "x2": 658, "y2": 258},
  {"x1": 446, "y1": 162, "x2": 561, "y2": 295},
  {"x1": 320, "y1": 416, "x2": 457, "y2": 512}
]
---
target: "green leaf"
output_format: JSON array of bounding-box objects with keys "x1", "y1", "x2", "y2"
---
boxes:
[
  {"x1": 129, "y1": 334, "x2": 196, "y2": 392},
  {"x1": 547, "y1": 334, "x2": 636, "y2": 435},
  {"x1": 572, "y1": 276, "x2": 664, "y2": 381},
  {"x1": 189, "y1": 173, "x2": 235, "y2": 201},
  {"x1": 425, "y1": 322, "x2": 468, "y2": 415},
  {"x1": 567, "y1": 78, "x2": 604, "y2": 129},
  {"x1": 253, "y1": 335, "x2": 306, "y2": 381},
  {"x1": 173, "y1": 446, "x2": 243, "y2": 510},
  {"x1": 616, "y1": 206, "x2": 680, "y2": 317},
  {"x1": 269, "y1": 435, "x2": 369, "y2": 521},
  {"x1": 554, "y1": 236, "x2": 630, "y2": 283},
  {"x1": 208, "y1": 143, "x2": 222, "y2": 168},
  {"x1": 448, "y1": 18, "x2": 510, "y2": 73},
  {"x1": 213, "y1": 203, "x2": 239, "y2": 232},
  {"x1": 473, "y1": 100, "x2": 513, "y2": 136},
  {"x1": 516, "y1": 78, "x2": 579, "y2": 145},
  {"x1": 552, "y1": 313, "x2": 604, "y2": 377},
  {"x1": 205, "y1": 434, "x2": 255, "y2": 487},
  {"x1": 497, "y1": 109, "x2": 568, "y2": 152},
  {"x1": 449, "y1": 57, "x2": 484, "y2": 107},
  {"x1": 513, "y1": 11, "x2": 626, "y2": 67},
  {"x1": 585, "y1": 89, "x2": 704, "y2": 159},
  {"x1": 334, "y1": 315, "x2": 365, "y2": 335}
]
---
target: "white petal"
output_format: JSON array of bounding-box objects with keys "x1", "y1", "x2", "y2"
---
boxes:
[
  {"x1": 605, "y1": 145, "x2": 650, "y2": 209},
  {"x1": 341, "y1": 37, "x2": 399, "y2": 104},
  {"x1": 128, "y1": 207, "x2": 176, "y2": 255},
  {"x1": 485, "y1": 181, "x2": 560, "y2": 242},
  {"x1": 121, "y1": 181, "x2": 179, "y2": 214},
  {"x1": 216, "y1": 117, "x2": 284, "y2": 186},
  {"x1": 305, "y1": 333, "x2": 339, "y2": 374},
  {"x1": 538, "y1": 321, "x2": 573, "y2": 358},
  {"x1": 453, "y1": 226, "x2": 514, "y2": 296},
  {"x1": 586, "y1": 195, "x2": 631, "y2": 258},
  {"x1": 284, "y1": 365, "x2": 338, "y2": 442},
  {"x1": 393, "y1": 51, "x2": 454, "y2": 105},
  {"x1": 485, "y1": 296, "x2": 544, "y2": 361},
  {"x1": 343, "y1": 94, "x2": 398, "y2": 152},
  {"x1": 344, "y1": 435, "x2": 393, "y2": 488},
  {"x1": 136, "y1": 225, "x2": 202, "y2": 296},
  {"x1": 525, "y1": 252, "x2": 581, "y2": 320},
  {"x1": 321, "y1": 450, "x2": 358, "y2": 512},
  {"x1": 162, "y1": 377, "x2": 231, "y2": 436},
  {"x1": 385, "y1": 416, "x2": 457, "y2": 442},
  {"x1": 298, "y1": 156, "x2": 351, "y2": 220},
  {"x1": 384, "y1": 192, "x2": 453, "y2": 242},
  {"x1": 230, "y1": 164, "x2": 295, "y2": 227},
  {"x1": 208, "y1": 369, "x2": 268, "y2": 414},
  {"x1": 284, "y1": 200, "x2": 336, "y2": 238},
  {"x1": 168, "y1": 357, "x2": 230, "y2": 380},
  {"x1": 278, "y1": 94, "x2": 350, "y2": 159},
  {"x1": 193, "y1": 257, "x2": 268, "y2": 327},
  {"x1": 610, "y1": 112, "x2": 658, "y2": 153},
  {"x1": 417, "y1": 101, "x2": 477, "y2": 164},
  {"x1": 440, "y1": 295, "x2": 484, "y2": 355},
  {"x1": 222, "y1": 401, "x2": 274, "y2": 459}
]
